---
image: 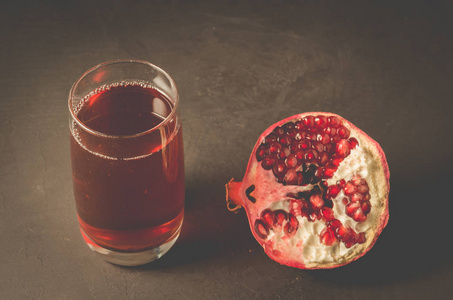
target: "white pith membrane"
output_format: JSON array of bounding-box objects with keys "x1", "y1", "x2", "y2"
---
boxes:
[{"x1": 239, "y1": 117, "x2": 388, "y2": 269}]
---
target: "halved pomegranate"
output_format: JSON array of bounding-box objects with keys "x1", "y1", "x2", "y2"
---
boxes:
[{"x1": 226, "y1": 112, "x2": 389, "y2": 269}]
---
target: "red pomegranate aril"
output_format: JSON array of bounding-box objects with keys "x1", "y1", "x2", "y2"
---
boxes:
[
  {"x1": 337, "y1": 179, "x2": 346, "y2": 188},
  {"x1": 337, "y1": 126, "x2": 350, "y2": 138},
  {"x1": 261, "y1": 209, "x2": 274, "y2": 227},
  {"x1": 346, "y1": 201, "x2": 361, "y2": 215},
  {"x1": 310, "y1": 194, "x2": 324, "y2": 209},
  {"x1": 278, "y1": 134, "x2": 291, "y2": 146},
  {"x1": 319, "y1": 133, "x2": 331, "y2": 145},
  {"x1": 351, "y1": 193, "x2": 363, "y2": 202},
  {"x1": 320, "y1": 227, "x2": 336, "y2": 246},
  {"x1": 328, "y1": 116, "x2": 341, "y2": 127},
  {"x1": 356, "y1": 232, "x2": 366, "y2": 244},
  {"x1": 348, "y1": 137, "x2": 359, "y2": 149},
  {"x1": 343, "y1": 182, "x2": 357, "y2": 195},
  {"x1": 278, "y1": 147, "x2": 290, "y2": 159},
  {"x1": 273, "y1": 162, "x2": 287, "y2": 178},
  {"x1": 262, "y1": 154, "x2": 277, "y2": 170},
  {"x1": 255, "y1": 220, "x2": 269, "y2": 239},
  {"x1": 289, "y1": 199, "x2": 302, "y2": 217},
  {"x1": 329, "y1": 219, "x2": 342, "y2": 229},
  {"x1": 331, "y1": 158, "x2": 343, "y2": 166},
  {"x1": 362, "y1": 201, "x2": 371, "y2": 214},
  {"x1": 318, "y1": 152, "x2": 329, "y2": 166},
  {"x1": 269, "y1": 142, "x2": 282, "y2": 154},
  {"x1": 326, "y1": 185, "x2": 341, "y2": 200},
  {"x1": 336, "y1": 225, "x2": 351, "y2": 241},
  {"x1": 316, "y1": 115, "x2": 328, "y2": 128},
  {"x1": 299, "y1": 140, "x2": 311, "y2": 150},
  {"x1": 284, "y1": 169, "x2": 298, "y2": 185},
  {"x1": 264, "y1": 133, "x2": 277, "y2": 144},
  {"x1": 335, "y1": 139, "x2": 350, "y2": 158},
  {"x1": 256, "y1": 144, "x2": 268, "y2": 161},
  {"x1": 302, "y1": 116, "x2": 314, "y2": 127},
  {"x1": 358, "y1": 184, "x2": 369, "y2": 194},
  {"x1": 321, "y1": 207, "x2": 335, "y2": 221},
  {"x1": 273, "y1": 210, "x2": 288, "y2": 227},
  {"x1": 324, "y1": 164, "x2": 337, "y2": 178},
  {"x1": 285, "y1": 154, "x2": 298, "y2": 168},
  {"x1": 353, "y1": 208, "x2": 366, "y2": 222}
]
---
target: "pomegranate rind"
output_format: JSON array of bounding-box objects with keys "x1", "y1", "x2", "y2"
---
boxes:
[{"x1": 226, "y1": 112, "x2": 390, "y2": 269}]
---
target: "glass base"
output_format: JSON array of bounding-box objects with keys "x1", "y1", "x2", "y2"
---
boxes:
[{"x1": 80, "y1": 223, "x2": 182, "y2": 267}]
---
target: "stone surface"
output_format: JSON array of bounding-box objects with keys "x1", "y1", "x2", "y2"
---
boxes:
[{"x1": 1, "y1": 0, "x2": 452, "y2": 299}]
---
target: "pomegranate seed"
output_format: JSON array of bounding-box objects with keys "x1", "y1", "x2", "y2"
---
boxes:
[
  {"x1": 321, "y1": 207, "x2": 335, "y2": 221},
  {"x1": 294, "y1": 120, "x2": 304, "y2": 130},
  {"x1": 273, "y1": 126, "x2": 284, "y2": 135},
  {"x1": 357, "y1": 184, "x2": 369, "y2": 194},
  {"x1": 328, "y1": 116, "x2": 341, "y2": 127},
  {"x1": 278, "y1": 147, "x2": 290, "y2": 159},
  {"x1": 254, "y1": 220, "x2": 269, "y2": 239},
  {"x1": 353, "y1": 208, "x2": 366, "y2": 222},
  {"x1": 284, "y1": 122, "x2": 295, "y2": 131},
  {"x1": 295, "y1": 150, "x2": 304, "y2": 160},
  {"x1": 302, "y1": 116, "x2": 314, "y2": 127},
  {"x1": 273, "y1": 161, "x2": 287, "y2": 177},
  {"x1": 320, "y1": 227, "x2": 336, "y2": 246},
  {"x1": 287, "y1": 213, "x2": 299, "y2": 227},
  {"x1": 314, "y1": 167, "x2": 324, "y2": 180},
  {"x1": 305, "y1": 150, "x2": 317, "y2": 162},
  {"x1": 336, "y1": 179, "x2": 346, "y2": 188},
  {"x1": 313, "y1": 141, "x2": 324, "y2": 153},
  {"x1": 278, "y1": 134, "x2": 291, "y2": 146},
  {"x1": 346, "y1": 201, "x2": 361, "y2": 216},
  {"x1": 332, "y1": 158, "x2": 344, "y2": 167},
  {"x1": 309, "y1": 194, "x2": 324, "y2": 209},
  {"x1": 261, "y1": 209, "x2": 274, "y2": 228},
  {"x1": 264, "y1": 133, "x2": 277, "y2": 144},
  {"x1": 343, "y1": 182, "x2": 356, "y2": 195},
  {"x1": 285, "y1": 154, "x2": 298, "y2": 168},
  {"x1": 363, "y1": 193, "x2": 371, "y2": 202},
  {"x1": 337, "y1": 126, "x2": 350, "y2": 138},
  {"x1": 268, "y1": 142, "x2": 282, "y2": 154},
  {"x1": 273, "y1": 210, "x2": 288, "y2": 227},
  {"x1": 284, "y1": 168, "x2": 298, "y2": 185},
  {"x1": 326, "y1": 185, "x2": 341, "y2": 200},
  {"x1": 356, "y1": 232, "x2": 366, "y2": 244},
  {"x1": 307, "y1": 132, "x2": 317, "y2": 141},
  {"x1": 296, "y1": 172, "x2": 305, "y2": 185},
  {"x1": 289, "y1": 199, "x2": 302, "y2": 217},
  {"x1": 318, "y1": 152, "x2": 329, "y2": 166},
  {"x1": 262, "y1": 154, "x2": 277, "y2": 170},
  {"x1": 315, "y1": 115, "x2": 328, "y2": 128},
  {"x1": 335, "y1": 139, "x2": 350, "y2": 158},
  {"x1": 351, "y1": 193, "x2": 363, "y2": 202},
  {"x1": 328, "y1": 219, "x2": 342, "y2": 229},
  {"x1": 256, "y1": 144, "x2": 268, "y2": 161},
  {"x1": 336, "y1": 225, "x2": 351, "y2": 241},
  {"x1": 342, "y1": 197, "x2": 349, "y2": 205},
  {"x1": 323, "y1": 164, "x2": 337, "y2": 178},
  {"x1": 319, "y1": 133, "x2": 331, "y2": 145},
  {"x1": 362, "y1": 200, "x2": 371, "y2": 214},
  {"x1": 348, "y1": 137, "x2": 359, "y2": 149},
  {"x1": 299, "y1": 140, "x2": 311, "y2": 150}
]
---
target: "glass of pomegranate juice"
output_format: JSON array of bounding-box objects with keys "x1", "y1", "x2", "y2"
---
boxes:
[{"x1": 68, "y1": 60, "x2": 184, "y2": 266}]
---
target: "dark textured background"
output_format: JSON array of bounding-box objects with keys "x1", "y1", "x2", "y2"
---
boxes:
[{"x1": 1, "y1": 1, "x2": 452, "y2": 299}]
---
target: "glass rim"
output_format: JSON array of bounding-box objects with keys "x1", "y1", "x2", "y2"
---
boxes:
[{"x1": 68, "y1": 59, "x2": 180, "y2": 139}]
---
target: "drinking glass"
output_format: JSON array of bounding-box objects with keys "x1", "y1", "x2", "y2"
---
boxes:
[{"x1": 69, "y1": 59, "x2": 184, "y2": 266}]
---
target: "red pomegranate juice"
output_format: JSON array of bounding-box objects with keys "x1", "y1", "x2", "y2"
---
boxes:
[{"x1": 70, "y1": 84, "x2": 184, "y2": 252}]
